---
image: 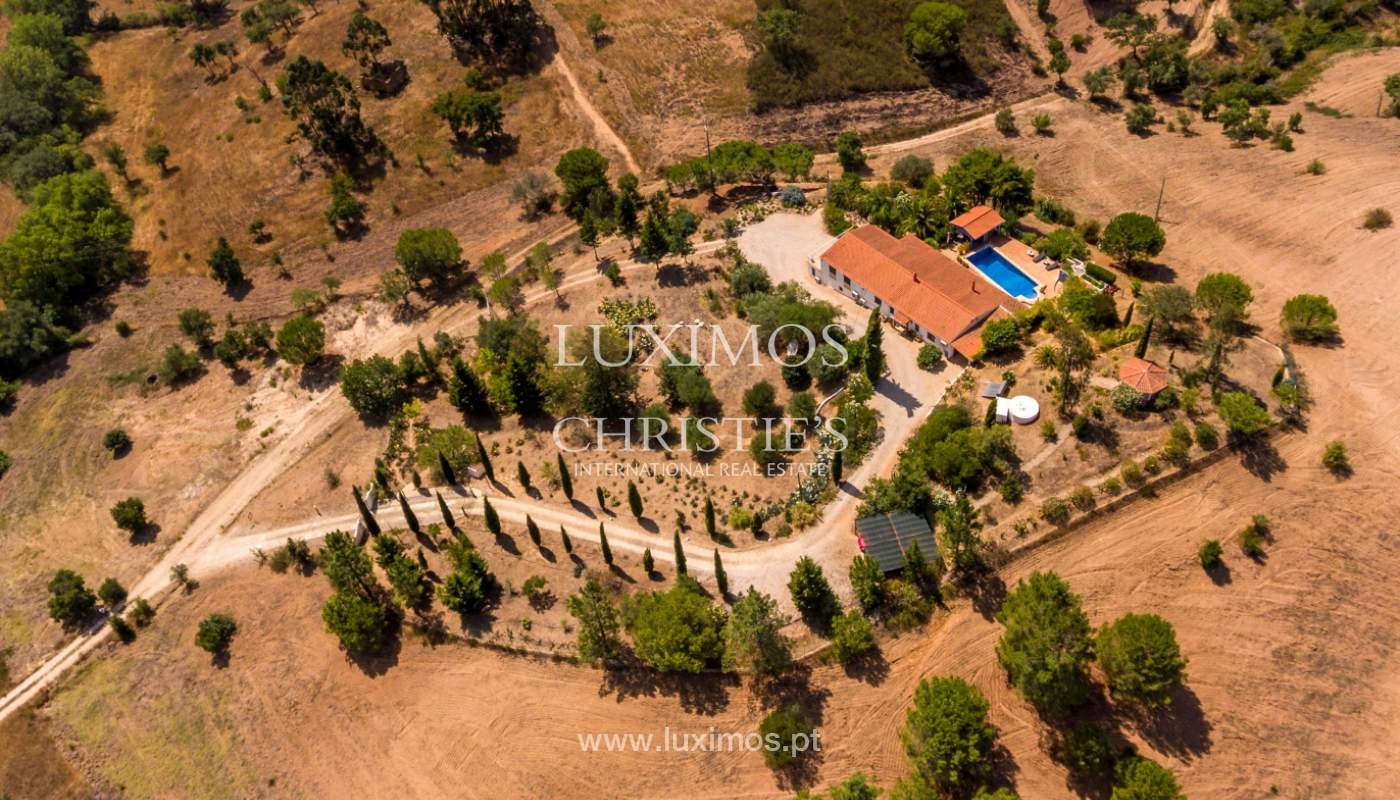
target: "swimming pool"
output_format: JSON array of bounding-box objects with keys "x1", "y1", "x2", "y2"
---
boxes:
[{"x1": 966, "y1": 246, "x2": 1039, "y2": 301}]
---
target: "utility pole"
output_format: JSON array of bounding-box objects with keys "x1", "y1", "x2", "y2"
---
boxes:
[{"x1": 1153, "y1": 176, "x2": 1166, "y2": 222}]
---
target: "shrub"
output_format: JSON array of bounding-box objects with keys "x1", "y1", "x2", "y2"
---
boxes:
[
  {"x1": 195, "y1": 613, "x2": 237, "y2": 653},
  {"x1": 994, "y1": 107, "x2": 1016, "y2": 135},
  {"x1": 788, "y1": 556, "x2": 839, "y2": 628},
  {"x1": 157, "y1": 345, "x2": 202, "y2": 385},
  {"x1": 1124, "y1": 103, "x2": 1156, "y2": 134},
  {"x1": 102, "y1": 428, "x2": 131, "y2": 454},
  {"x1": 1239, "y1": 525, "x2": 1265, "y2": 557},
  {"x1": 1305, "y1": 159, "x2": 1326, "y2": 175},
  {"x1": 1217, "y1": 391, "x2": 1271, "y2": 437},
  {"x1": 1096, "y1": 613, "x2": 1187, "y2": 708},
  {"x1": 1100, "y1": 477, "x2": 1122, "y2": 496},
  {"x1": 1084, "y1": 262, "x2": 1117, "y2": 285},
  {"x1": 97, "y1": 577, "x2": 127, "y2": 607},
  {"x1": 110, "y1": 497, "x2": 147, "y2": 532},
  {"x1": 758, "y1": 705, "x2": 815, "y2": 768},
  {"x1": 1280, "y1": 294, "x2": 1339, "y2": 342},
  {"x1": 1193, "y1": 421, "x2": 1219, "y2": 451},
  {"x1": 1040, "y1": 496, "x2": 1070, "y2": 525},
  {"x1": 998, "y1": 473, "x2": 1023, "y2": 504},
  {"x1": 1112, "y1": 384, "x2": 1145, "y2": 414},
  {"x1": 830, "y1": 610, "x2": 877, "y2": 663},
  {"x1": 1198, "y1": 539, "x2": 1222, "y2": 569},
  {"x1": 891, "y1": 154, "x2": 934, "y2": 187},
  {"x1": 1363, "y1": 208, "x2": 1392, "y2": 231},
  {"x1": 1321, "y1": 440, "x2": 1349, "y2": 475},
  {"x1": 728, "y1": 506, "x2": 754, "y2": 530},
  {"x1": 1068, "y1": 485, "x2": 1095, "y2": 512},
  {"x1": 979, "y1": 317, "x2": 1021, "y2": 356},
  {"x1": 1121, "y1": 460, "x2": 1145, "y2": 488},
  {"x1": 917, "y1": 344, "x2": 944, "y2": 371},
  {"x1": 321, "y1": 591, "x2": 390, "y2": 654},
  {"x1": 778, "y1": 185, "x2": 806, "y2": 207},
  {"x1": 1032, "y1": 113, "x2": 1052, "y2": 134}
]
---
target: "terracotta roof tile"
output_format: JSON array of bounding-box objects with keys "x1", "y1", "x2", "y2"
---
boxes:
[
  {"x1": 819, "y1": 225, "x2": 1011, "y2": 348},
  {"x1": 1119, "y1": 357, "x2": 1169, "y2": 395},
  {"x1": 950, "y1": 205, "x2": 1005, "y2": 240}
]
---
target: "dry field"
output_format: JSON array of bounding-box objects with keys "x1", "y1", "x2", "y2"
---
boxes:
[
  {"x1": 544, "y1": 0, "x2": 1050, "y2": 167},
  {"x1": 7, "y1": 39, "x2": 1400, "y2": 800}
]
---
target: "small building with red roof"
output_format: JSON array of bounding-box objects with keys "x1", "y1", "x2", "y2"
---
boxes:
[
  {"x1": 1119, "y1": 357, "x2": 1170, "y2": 397},
  {"x1": 813, "y1": 225, "x2": 1015, "y2": 361},
  {"x1": 950, "y1": 205, "x2": 1005, "y2": 244}
]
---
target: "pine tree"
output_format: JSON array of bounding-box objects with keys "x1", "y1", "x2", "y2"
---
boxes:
[
  {"x1": 483, "y1": 496, "x2": 501, "y2": 536},
  {"x1": 436, "y1": 491, "x2": 456, "y2": 531},
  {"x1": 560, "y1": 525, "x2": 573, "y2": 554},
  {"x1": 526, "y1": 515, "x2": 541, "y2": 546},
  {"x1": 714, "y1": 549, "x2": 728, "y2": 596},
  {"x1": 703, "y1": 496, "x2": 716, "y2": 539},
  {"x1": 831, "y1": 449, "x2": 844, "y2": 484},
  {"x1": 673, "y1": 530, "x2": 687, "y2": 576},
  {"x1": 476, "y1": 433, "x2": 495, "y2": 482},
  {"x1": 557, "y1": 453, "x2": 573, "y2": 501},
  {"x1": 595, "y1": 486, "x2": 606, "y2": 509},
  {"x1": 627, "y1": 480, "x2": 643, "y2": 518},
  {"x1": 438, "y1": 451, "x2": 457, "y2": 485},
  {"x1": 598, "y1": 522, "x2": 613, "y2": 566},
  {"x1": 863, "y1": 307, "x2": 884, "y2": 382},
  {"x1": 642, "y1": 548, "x2": 654, "y2": 574},
  {"x1": 353, "y1": 485, "x2": 381, "y2": 536},
  {"x1": 1136, "y1": 316, "x2": 1154, "y2": 358},
  {"x1": 398, "y1": 490, "x2": 420, "y2": 533},
  {"x1": 517, "y1": 461, "x2": 531, "y2": 489},
  {"x1": 579, "y1": 212, "x2": 600, "y2": 261}
]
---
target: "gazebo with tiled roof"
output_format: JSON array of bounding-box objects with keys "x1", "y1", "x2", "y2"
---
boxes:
[{"x1": 1119, "y1": 357, "x2": 1169, "y2": 396}]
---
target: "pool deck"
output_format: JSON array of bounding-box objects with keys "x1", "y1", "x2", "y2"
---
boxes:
[{"x1": 940, "y1": 233, "x2": 1065, "y2": 303}]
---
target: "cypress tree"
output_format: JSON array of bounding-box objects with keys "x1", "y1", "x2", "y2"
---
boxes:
[
  {"x1": 526, "y1": 515, "x2": 541, "y2": 546},
  {"x1": 436, "y1": 491, "x2": 455, "y2": 531},
  {"x1": 557, "y1": 453, "x2": 573, "y2": 500},
  {"x1": 1135, "y1": 316, "x2": 1154, "y2": 358},
  {"x1": 398, "y1": 490, "x2": 420, "y2": 533},
  {"x1": 353, "y1": 485, "x2": 380, "y2": 536},
  {"x1": 598, "y1": 522, "x2": 613, "y2": 566},
  {"x1": 560, "y1": 524, "x2": 573, "y2": 554},
  {"x1": 438, "y1": 451, "x2": 457, "y2": 485},
  {"x1": 703, "y1": 496, "x2": 716, "y2": 539},
  {"x1": 417, "y1": 337, "x2": 436, "y2": 379},
  {"x1": 673, "y1": 530, "x2": 687, "y2": 576},
  {"x1": 1122, "y1": 301, "x2": 1134, "y2": 328},
  {"x1": 627, "y1": 480, "x2": 643, "y2": 518},
  {"x1": 714, "y1": 549, "x2": 728, "y2": 596},
  {"x1": 449, "y1": 357, "x2": 490, "y2": 415},
  {"x1": 831, "y1": 448, "x2": 843, "y2": 484},
  {"x1": 483, "y1": 497, "x2": 501, "y2": 536},
  {"x1": 476, "y1": 433, "x2": 494, "y2": 482},
  {"x1": 517, "y1": 461, "x2": 531, "y2": 489},
  {"x1": 595, "y1": 486, "x2": 606, "y2": 509},
  {"x1": 642, "y1": 548, "x2": 654, "y2": 575},
  {"x1": 863, "y1": 307, "x2": 884, "y2": 382}
]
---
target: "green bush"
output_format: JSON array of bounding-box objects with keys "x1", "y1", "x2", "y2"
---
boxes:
[
  {"x1": 1063, "y1": 721, "x2": 1113, "y2": 776},
  {"x1": 1084, "y1": 262, "x2": 1117, "y2": 285},
  {"x1": 1321, "y1": 439, "x2": 1349, "y2": 474},
  {"x1": 830, "y1": 610, "x2": 877, "y2": 662},
  {"x1": 194, "y1": 613, "x2": 237, "y2": 654},
  {"x1": 1198, "y1": 539, "x2": 1222, "y2": 569},
  {"x1": 1363, "y1": 208, "x2": 1392, "y2": 231},
  {"x1": 917, "y1": 344, "x2": 944, "y2": 371},
  {"x1": 1193, "y1": 421, "x2": 1219, "y2": 451}
]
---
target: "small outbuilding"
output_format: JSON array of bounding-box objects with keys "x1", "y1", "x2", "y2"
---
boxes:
[
  {"x1": 950, "y1": 205, "x2": 1005, "y2": 244},
  {"x1": 854, "y1": 512, "x2": 939, "y2": 573},
  {"x1": 1119, "y1": 357, "x2": 1170, "y2": 397}
]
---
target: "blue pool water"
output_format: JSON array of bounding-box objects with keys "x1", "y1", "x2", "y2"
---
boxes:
[{"x1": 966, "y1": 247, "x2": 1039, "y2": 301}]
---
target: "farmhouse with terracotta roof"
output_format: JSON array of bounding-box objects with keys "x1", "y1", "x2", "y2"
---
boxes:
[
  {"x1": 950, "y1": 205, "x2": 1005, "y2": 244},
  {"x1": 813, "y1": 225, "x2": 1015, "y2": 361}
]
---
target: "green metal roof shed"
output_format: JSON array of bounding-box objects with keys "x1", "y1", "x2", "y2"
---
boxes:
[{"x1": 854, "y1": 512, "x2": 938, "y2": 573}]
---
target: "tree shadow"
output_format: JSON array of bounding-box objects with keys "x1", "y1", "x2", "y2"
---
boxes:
[
  {"x1": 1205, "y1": 561, "x2": 1232, "y2": 586},
  {"x1": 538, "y1": 545, "x2": 557, "y2": 563},
  {"x1": 298, "y1": 353, "x2": 345, "y2": 391},
  {"x1": 1123, "y1": 684, "x2": 1214, "y2": 762},
  {"x1": 1233, "y1": 437, "x2": 1287, "y2": 481},
  {"x1": 129, "y1": 522, "x2": 161, "y2": 546},
  {"x1": 637, "y1": 517, "x2": 659, "y2": 534},
  {"x1": 569, "y1": 498, "x2": 596, "y2": 518},
  {"x1": 494, "y1": 531, "x2": 521, "y2": 555},
  {"x1": 963, "y1": 566, "x2": 1007, "y2": 620},
  {"x1": 346, "y1": 623, "x2": 404, "y2": 677},
  {"x1": 598, "y1": 655, "x2": 737, "y2": 715},
  {"x1": 841, "y1": 647, "x2": 890, "y2": 686},
  {"x1": 362, "y1": 59, "x2": 410, "y2": 97}
]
